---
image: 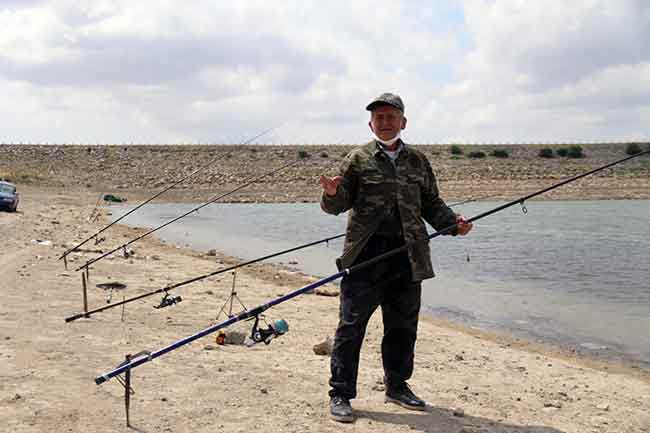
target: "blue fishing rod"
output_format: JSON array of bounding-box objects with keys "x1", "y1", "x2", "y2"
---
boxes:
[{"x1": 94, "y1": 149, "x2": 649, "y2": 385}]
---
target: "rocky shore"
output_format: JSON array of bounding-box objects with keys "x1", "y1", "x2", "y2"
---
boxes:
[{"x1": 2, "y1": 142, "x2": 650, "y2": 203}]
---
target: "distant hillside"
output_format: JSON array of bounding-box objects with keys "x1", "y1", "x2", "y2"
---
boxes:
[{"x1": 1, "y1": 142, "x2": 649, "y2": 202}]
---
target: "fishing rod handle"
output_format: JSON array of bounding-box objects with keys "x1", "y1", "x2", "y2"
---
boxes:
[{"x1": 65, "y1": 313, "x2": 85, "y2": 323}]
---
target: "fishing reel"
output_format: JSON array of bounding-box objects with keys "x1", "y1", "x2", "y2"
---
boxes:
[
  {"x1": 245, "y1": 315, "x2": 289, "y2": 347},
  {"x1": 154, "y1": 291, "x2": 182, "y2": 309}
]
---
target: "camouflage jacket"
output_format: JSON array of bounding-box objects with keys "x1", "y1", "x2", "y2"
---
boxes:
[{"x1": 320, "y1": 140, "x2": 458, "y2": 281}]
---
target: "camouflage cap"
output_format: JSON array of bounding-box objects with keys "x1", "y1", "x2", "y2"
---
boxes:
[{"x1": 365, "y1": 93, "x2": 405, "y2": 113}]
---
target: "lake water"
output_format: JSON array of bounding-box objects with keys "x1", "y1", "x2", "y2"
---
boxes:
[{"x1": 110, "y1": 200, "x2": 650, "y2": 368}]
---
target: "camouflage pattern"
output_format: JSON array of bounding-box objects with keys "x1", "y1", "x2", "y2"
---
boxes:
[{"x1": 321, "y1": 140, "x2": 458, "y2": 281}]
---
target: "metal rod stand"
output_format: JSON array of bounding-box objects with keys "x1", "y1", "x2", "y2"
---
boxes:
[
  {"x1": 82, "y1": 273, "x2": 88, "y2": 318},
  {"x1": 124, "y1": 354, "x2": 132, "y2": 427},
  {"x1": 216, "y1": 272, "x2": 248, "y2": 321}
]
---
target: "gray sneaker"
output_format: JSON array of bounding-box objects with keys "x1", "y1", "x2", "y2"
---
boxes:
[{"x1": 329, "y1": 395, "x2": 354, "y2": 423}]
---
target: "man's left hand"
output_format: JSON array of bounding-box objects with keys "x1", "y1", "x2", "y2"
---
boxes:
[{"x1": 456, "y1": 215, "x2": 473, "y2": 236}]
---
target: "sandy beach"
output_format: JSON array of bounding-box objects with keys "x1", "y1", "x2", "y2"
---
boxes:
[{"x1": 1, "y1": 183, "x2": 649, "y2": 433}]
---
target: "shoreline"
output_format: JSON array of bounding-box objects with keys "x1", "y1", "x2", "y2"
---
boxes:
[
  {"x1": 101, "y1": 197, "x2": 650, "y2": 383},
  {"x1": 141, "y1": 229, "x2": 650, "y2": 385},
  {"x1": 2, "y1": 187, "x2": 650, "y2": 432}
]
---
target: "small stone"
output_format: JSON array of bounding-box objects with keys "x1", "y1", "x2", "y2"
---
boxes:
[
  {"x1": 453, "y1": 407, "x2": 465, "y2": 417},
  {"x1": 455, "y1": 354, "x2": 464, "y2": 361},
  {"x1": 224, "y1": 331, "x2": 247, "y2": 345},
  {"x1": 596, "y1": 403, "x2": 610, "y2": 411},
  {"x1": 161, "y1": 397, "x2": 167, "y2": 402},
  {"x1": 313, "y1": 337, "x2": 333, "y2": 356},
  {"x1": 207, "y1": 249, "x2": 217, "y2": 256},
  {"x1": 260, "y1": 388, "x2": 268, "y2": 394},
  {"x1": 544, "y1": 401, "x2": 562, "y2": 409},
  {"x1": 314, "y1": 286, "x2": 339, "y2": 297},
  {"x1": 204, "y1": 345, "x2": 219, "y2": 351}
]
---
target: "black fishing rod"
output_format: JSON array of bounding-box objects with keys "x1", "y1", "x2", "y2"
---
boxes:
[
  {"x1": 75, "y1": 157, "x2": 302, "y2": 272},
  {"x1": 64, "y1": 232, "x2": 345, "y2": 322},
  {"x1": 66, "y1": 192, "x2": 475, "y2": 322},
  {"x1": 94, "y1": 149, "x2": 649, "y2": 384},
  {"x1": 59, "y1": 127, "x2": 278, "y2": 265}
]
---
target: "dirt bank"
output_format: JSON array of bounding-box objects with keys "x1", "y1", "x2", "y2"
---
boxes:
[
  {"x1": 2, "y1": 142, "x2": 650, "y2": 203},
  {"x1": 1, "y1": 187, "x2": 649, "y2": 432}
]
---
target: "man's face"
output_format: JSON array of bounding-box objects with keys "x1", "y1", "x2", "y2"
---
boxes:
[{"x1": 369, "y1": 105, "x2": 407, "y2": 141}]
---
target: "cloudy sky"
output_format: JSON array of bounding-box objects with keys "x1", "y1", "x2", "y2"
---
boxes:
[{"x1": 1, "y1": 1, "x2": 649, "y2": 145}]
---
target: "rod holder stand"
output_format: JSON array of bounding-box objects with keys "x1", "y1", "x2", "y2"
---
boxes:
[{"x1": 82, "y1": 273, "x2": 88, "y2": 318}]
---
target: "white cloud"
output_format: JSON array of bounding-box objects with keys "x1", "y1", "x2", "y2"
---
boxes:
[
  {"x1": 425, "y1": 0, "x2": 650, "y2": 142},
  {"x1": 0, "y1": 0, "x2": 648, "y2": 143}
]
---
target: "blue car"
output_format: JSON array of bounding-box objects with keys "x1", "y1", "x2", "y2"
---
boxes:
[{"x1": 0, "y1": 181, "x2": 19, "y2": 212}]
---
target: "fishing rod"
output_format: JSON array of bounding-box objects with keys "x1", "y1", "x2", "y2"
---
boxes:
[
  {"x1": 75, "y1": 157, "x2": 302, "y2": 272},
  {"x1": 64, "y1": 233, "x2": 345, "y2": 322},
  {"x1": 94, "y1": 149, "x2": 649, "y2": 384},
  {"x1": 65, "y1": 191, "x2": 476, "y2": 322},
  {"x1": 447, "y1": 193, "x2": 501, "y2": 208},
  {"x1": 59, "y1": 127, "x2": 278, "y2": 266}
]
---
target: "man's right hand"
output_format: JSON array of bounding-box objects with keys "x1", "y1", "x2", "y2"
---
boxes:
[{"x1": 319, "y1": 175, "x2": 342, "y2": 196}]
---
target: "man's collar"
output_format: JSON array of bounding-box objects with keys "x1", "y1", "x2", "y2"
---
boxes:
[{"x1": 373, "y1": 139, "x2": 408, "y2": 156}]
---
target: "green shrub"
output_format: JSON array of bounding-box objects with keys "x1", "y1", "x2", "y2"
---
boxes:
[
  {"x1": 450, "y1": 145, "x2": 463, "y2": 155},
  {"x1": 567, "y1": 145, "x2": 585, "y2": 158},
  {"x1": 491, "y1": 149, "x2": 509, "y2": 158},
  {"x1": 468, "y1": 151, "x2": 486, "y2": 159},
  {"x1": 538, "y1": 148, "x2": 554, "y2": 158},
  {"x1": 556, "y1": 148, "x2": 569, "y2": 157},
  {"x1": 625, "y1": 143, "x2": 642, "y2": 155},
  {"x1": 298, "y1": 150, "x2": 310, "y2": 159}
]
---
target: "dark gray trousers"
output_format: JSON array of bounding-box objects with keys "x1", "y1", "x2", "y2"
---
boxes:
[{"x1": 329, "y1": 236, "x2": 422, "y2": 399}]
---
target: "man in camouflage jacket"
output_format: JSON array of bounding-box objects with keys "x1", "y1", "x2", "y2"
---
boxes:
[{"x1": 319, "y1": 93, "x2": 473, "y2": 422}]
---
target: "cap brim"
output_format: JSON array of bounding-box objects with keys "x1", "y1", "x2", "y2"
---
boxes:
[{"x1": 366, "y1": 101, "x2": 403, "y2": 112}]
